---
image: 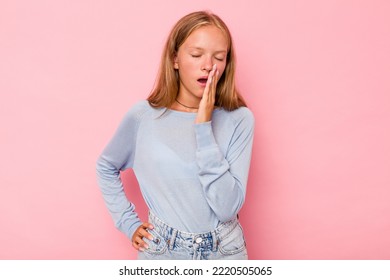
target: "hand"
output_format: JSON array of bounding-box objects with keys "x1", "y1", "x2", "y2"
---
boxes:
[
  {"x1": 195, "y1": 64, "x2": 219, "y2": 124},
  {"x1": 131, "y1": 222, "x2": 154, "y2": 251}
]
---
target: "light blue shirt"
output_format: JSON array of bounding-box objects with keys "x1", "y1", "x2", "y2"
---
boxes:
[{"x1": 96, "y1": 100, "x2": 254, "y2": 240}]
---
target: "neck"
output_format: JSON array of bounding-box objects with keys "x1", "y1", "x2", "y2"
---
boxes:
[{"x1": 175, "y1": 98, "x2": 199, "y2": 110}]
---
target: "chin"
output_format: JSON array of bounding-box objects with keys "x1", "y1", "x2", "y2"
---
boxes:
[
  {"x1": 188, "y1": 92, "x2": 202, "y2": 99},
  {"x1": 195, "y1": 90, "x2": 205, "y2": 98}
]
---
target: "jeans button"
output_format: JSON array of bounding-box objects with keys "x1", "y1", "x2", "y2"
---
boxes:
[{"x1": 195, "y1": 237, "x2": 203, "y2": 244}]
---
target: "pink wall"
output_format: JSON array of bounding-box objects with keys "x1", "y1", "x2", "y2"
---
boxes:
[{"x1": 1, "y1": 0, "x2": 389, "y2": 259}]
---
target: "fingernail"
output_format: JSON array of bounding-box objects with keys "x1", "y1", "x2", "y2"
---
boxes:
[
  {"x1": 139, "y1": 248, "x2": 145, "y2": 252},
  {"x1": 144, "y1": 244, "x2": 149, "y2": 249}
]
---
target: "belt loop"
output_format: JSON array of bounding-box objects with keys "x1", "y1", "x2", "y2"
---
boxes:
[
  {"x1": 212, "y1": 231, "x2": 218, "y2": 252},
  {"x1": 169, "y1": 228, "x2": 177, "y2": 250}
]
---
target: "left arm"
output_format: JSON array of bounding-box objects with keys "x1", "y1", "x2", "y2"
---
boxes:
[
  {"x1": 195, "y1": 64, "x2": 255, "y2": 221},
  {"x1": 195, "y1": 111, "x2": 254, "y2": 222}
]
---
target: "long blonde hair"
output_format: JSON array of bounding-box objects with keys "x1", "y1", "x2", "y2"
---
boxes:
[{"x1": 147, "y1": 11, "x2": 247, "y2": 111}]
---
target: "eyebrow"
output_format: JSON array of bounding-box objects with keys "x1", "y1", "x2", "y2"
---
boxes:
[{"x1": 188, "y1": 47, "x2": 227, "y2": 54}]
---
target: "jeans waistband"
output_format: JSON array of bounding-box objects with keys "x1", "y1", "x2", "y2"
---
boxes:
[{"x1": 148, "y1": 211, "x2": 239, "y2": 252}]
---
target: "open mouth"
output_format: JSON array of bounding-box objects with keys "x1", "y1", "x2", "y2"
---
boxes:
[{"x1": 197, "y1": 78, "x2": 208, "y2": 85}]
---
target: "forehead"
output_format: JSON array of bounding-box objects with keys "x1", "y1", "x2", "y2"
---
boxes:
[{"x1": 181, "y1": 25, "x2": 228, "y2": 51}]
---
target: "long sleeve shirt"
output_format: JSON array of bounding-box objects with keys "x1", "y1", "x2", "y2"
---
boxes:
[{"x1": 96, "y1": 100, "x2": 255, "y2": 240}]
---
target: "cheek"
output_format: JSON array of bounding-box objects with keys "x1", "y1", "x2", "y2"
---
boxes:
[{"x1": 180, "y1": 60, "x2": 198, "y2": 73}]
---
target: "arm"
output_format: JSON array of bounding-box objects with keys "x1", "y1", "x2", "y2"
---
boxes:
[
  {"x1": 195, "y1": 110, "x2": 255, "y2": 222},
  {"x1": 194, "y1": 64, "x2": 255, "y2": 222},
  {"x1": 96, "y1": 104, "x2": 145, "y2": 240}
]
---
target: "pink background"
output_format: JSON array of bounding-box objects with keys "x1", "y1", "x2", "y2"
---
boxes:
[{"x1": 1, "y1": 0, "x2": 389, "y2": 259}]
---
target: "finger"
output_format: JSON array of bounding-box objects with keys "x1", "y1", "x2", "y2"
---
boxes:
[
  {"x1": 141, "y1": 223, "x2": 155, "y2": 238},
  {"x1": 209, "y1": 64, "x2": 217, "y2": 81},
  {"x1": 212, "y1": 69, "x2": 218, "y2": 96},
  {"x1": 213, "y1": 69, "x2": 219, "y2": 98},
  {"x1": 203, "y1": 72, "x2": 213, "y2": 99},
  {"x1": 132, "y1": 240, "x2": 143, "y2": 251},
  {"x1": 134, "y1": 236, "x2": 149, "y2": 249},
  {"x1": 138, "y1": 228, "x2": 153, "y2": 240},
  {"x1": 134, "y1": 235, "x2": 146, "y2": 246},
  {"x1": 204, "y1": 65, "x2": 217, "y2": 100},
  {"x1": 206, "y1": 64, "x2": 216, "y2": 87},
  {"x1": 132, "y1": 239, "x2": 146, "y2": 251},
  {"x1": 142, "y1": 222, "x2": 154, "y2": 230},
  {"x1": 209, "y1": 68, "x2": 218, "y2": 103}
]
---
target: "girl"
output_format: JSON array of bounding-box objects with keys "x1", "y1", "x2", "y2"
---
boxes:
[{"x1": 96, "y1": 11, "x2": 254, "y2": 260}]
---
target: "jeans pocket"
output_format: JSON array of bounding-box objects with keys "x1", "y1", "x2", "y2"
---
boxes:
[
  {"x1": 218, "y1": 223, "x2": 246, "y2": 256},
  {"x1": 143, "y1": 228, "x2": 168, "y2": 255}
]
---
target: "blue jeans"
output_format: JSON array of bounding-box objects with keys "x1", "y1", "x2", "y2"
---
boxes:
[{"x1": 137, "y1": 211, "x2": 248, "y2": 260}]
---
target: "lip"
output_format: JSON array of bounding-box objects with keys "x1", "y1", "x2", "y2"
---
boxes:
[{"x1": 197, "y1": 76, "x2": 209, "y2": 87}]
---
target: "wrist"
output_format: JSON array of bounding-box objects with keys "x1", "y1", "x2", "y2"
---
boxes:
[{"x1": 195, "y1": 116, "x2": 211, "y2": 124}]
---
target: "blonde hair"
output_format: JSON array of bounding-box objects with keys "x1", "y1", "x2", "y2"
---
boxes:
[{"x1": 147, "y1": 11, "x2": 247, "y2": 111}]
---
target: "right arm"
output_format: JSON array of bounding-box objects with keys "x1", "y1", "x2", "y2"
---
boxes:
[{"x1": 96, "y1": 103, "x2": 152, "y2": 249}]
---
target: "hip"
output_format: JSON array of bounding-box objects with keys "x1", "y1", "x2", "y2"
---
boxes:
[{"x1": 137, "y1": 211, "x2": 248, "y2": 260}]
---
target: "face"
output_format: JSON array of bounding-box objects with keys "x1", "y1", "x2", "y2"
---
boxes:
[{"x1": 174, "y1": 25, "x2": 228, "y2": 102}]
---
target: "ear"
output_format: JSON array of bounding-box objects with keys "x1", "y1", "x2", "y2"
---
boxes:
[{"x1": 173, "y1": 54, "x2": 179, "y2": 69}]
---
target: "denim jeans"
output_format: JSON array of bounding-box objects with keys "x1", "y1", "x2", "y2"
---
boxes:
[{"x1": 137, "y1": 211, "x2": 248, "y2": 260}]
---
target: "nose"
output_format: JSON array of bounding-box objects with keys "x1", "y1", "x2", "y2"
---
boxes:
[{"x1": 202, "y1": 57, "x2": 213, "y2": 72}]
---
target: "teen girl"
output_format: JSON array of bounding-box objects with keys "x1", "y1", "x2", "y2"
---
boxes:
[{"x1": 96, "y1": 11, "x2": 254, "y2": 260}]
